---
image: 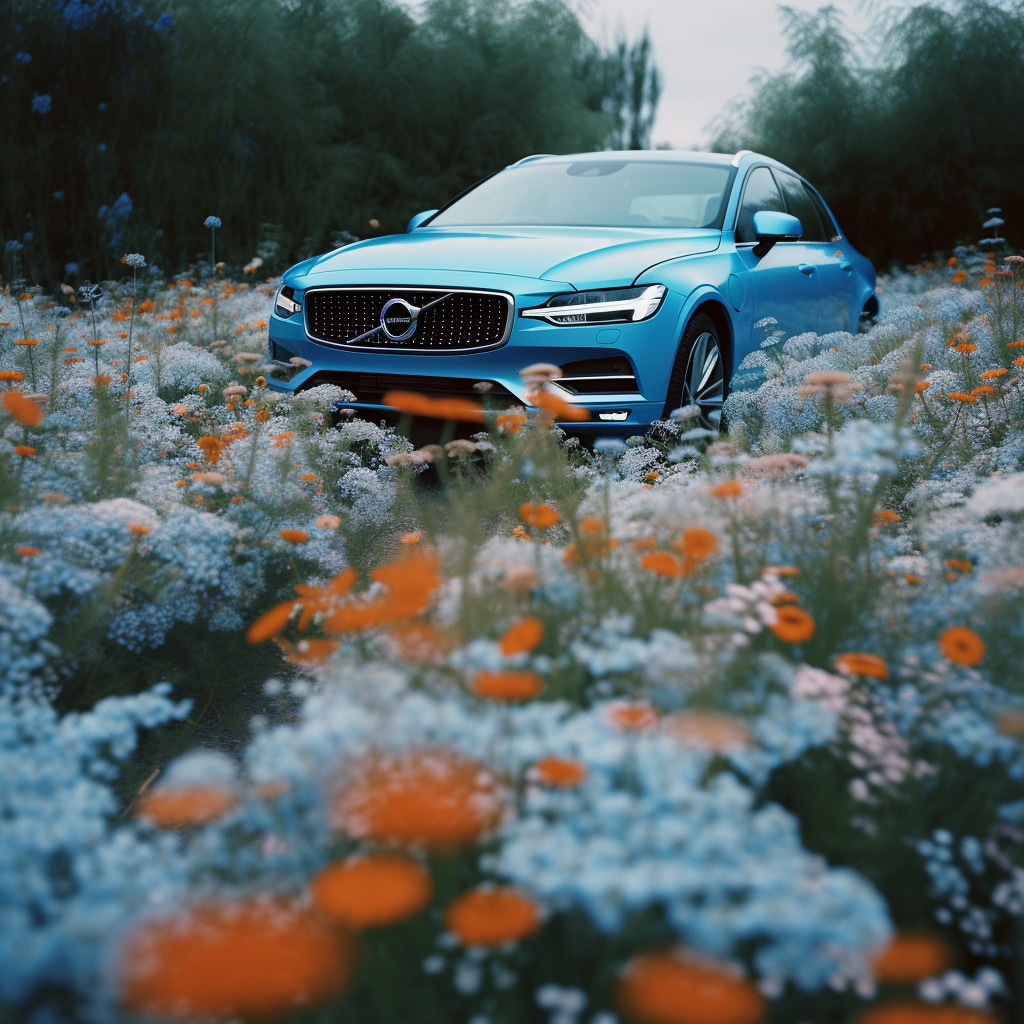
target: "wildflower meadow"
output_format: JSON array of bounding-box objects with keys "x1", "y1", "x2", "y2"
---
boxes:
[{"x1": 2, "y1": 240, "x2": 1024, "y2": 1024}]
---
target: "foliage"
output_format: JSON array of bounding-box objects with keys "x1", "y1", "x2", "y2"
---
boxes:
[
  {"x1": 712, "y1": 0, "x2": 1024, "y2": 265},
  {"x1": 0, "y1": 0, "x2": 634, "y2": 285}
]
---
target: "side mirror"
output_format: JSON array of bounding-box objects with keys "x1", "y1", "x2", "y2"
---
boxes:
[
  {"x1": 751, "y1": 210, "x2": 802, "y2": 258},
  {"x1": 406, "y1": 209, "x2": 438, "y2": 232}
]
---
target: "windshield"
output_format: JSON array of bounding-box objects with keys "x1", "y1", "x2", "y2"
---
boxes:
[{"x1": 430, "y1": 160, "x2": 734, "y2": 230}]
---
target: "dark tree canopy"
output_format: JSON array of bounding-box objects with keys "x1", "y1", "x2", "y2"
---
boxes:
[
  {"x1": 712, "y1": 0, "x2": 1024, "y2": 266},
  {"x1": 0, "y1": 0, "x2": 656, "y2": 284}
]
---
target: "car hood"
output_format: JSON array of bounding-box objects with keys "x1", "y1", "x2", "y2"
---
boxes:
[{"x1": 298, "y1": 226, "x2": 721, "y2": 289}]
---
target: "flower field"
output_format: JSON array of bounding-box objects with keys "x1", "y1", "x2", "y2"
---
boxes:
[{"x1": 1, "y1": 249, "x2": 1023, "y2": 1024}]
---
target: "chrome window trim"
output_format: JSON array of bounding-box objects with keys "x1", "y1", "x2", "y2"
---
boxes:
[{"x1": 304, "y1": 286, "x2": 515, "y2": 353}]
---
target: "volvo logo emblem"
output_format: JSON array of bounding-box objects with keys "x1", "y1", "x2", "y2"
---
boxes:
[{"x1": 380, "y1": 297, "x2": 419, "y2": 341}]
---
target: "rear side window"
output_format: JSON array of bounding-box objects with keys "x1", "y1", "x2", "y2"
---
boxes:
[
  {"x1": 734, "y1": 166, "x2": 786, "y2": 244},
  {"x1": 804, "y1": 184, "x2": 842, "y2": 242},
  {"x1": 776, "y1": 171, "x2": 826, "y2": 242}
]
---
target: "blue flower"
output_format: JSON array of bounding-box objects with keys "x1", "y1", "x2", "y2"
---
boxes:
[
  {"x1": 204, "y1": 216, "x2": 222, "y2": 230},
  {"x1": 31, "y1": 93, "x2": 51, "y2": 115}
]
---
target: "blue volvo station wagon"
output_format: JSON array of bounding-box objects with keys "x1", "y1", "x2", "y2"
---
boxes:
[{"x1": 267, "y1": 150, "x2": 876, "y2": 434}]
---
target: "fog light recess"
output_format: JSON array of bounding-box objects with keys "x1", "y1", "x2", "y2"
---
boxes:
[{"x1": 597, "y1": 410, "x2": 630, "y2": 422}]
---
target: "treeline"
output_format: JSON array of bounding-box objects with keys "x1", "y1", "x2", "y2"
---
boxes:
[
  {"x1": 713, "y1": 0, "x2": 1024, "y2": 267},
  {"x1": 0, "y1": 0, "x2": 658, "y2": 285}
]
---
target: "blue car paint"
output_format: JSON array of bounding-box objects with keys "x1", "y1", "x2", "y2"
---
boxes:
[{"x1": 268, "y1": 151, "x2": 875, "y2": 435}]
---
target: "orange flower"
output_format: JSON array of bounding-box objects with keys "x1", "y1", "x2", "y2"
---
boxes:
[
  {"x1": 118, "y1": 900, "x2": 353, "y2": 1021},
  {"x1": 136, "y1": 785, "x2": 236, "y2": 828},
  {"x1": 710, "y1": 479, "x2": 746, "y2": 499},
  {"x1": 641, "y1": 551, "x2": 685, "y2": 577},
  {"x1": 15, "y1": 546, "x2": 41, "y2": 557},
  {"x1": 980, "y1": 368, "x2": 1007, "y2": 379},
  {"x1": 526, "y1": 389, "x2": 589, "y2": 421},
  {"x1": 2, "y1": 389, "x2": 45, "y2": 427},
  {"x1": 196, "y1": 436, "x2": 225, "y2": 465},
  {"x1": 616, "y1": 951, "x2": 764, "y2": 1024},
  {"x1": 400, "y1": 531, "x2": 421, "y2": 545},
  {"x1": 665, "y1": 711, "x2": 751, "y2": 751},
  {"x1": 945, "y1": 559, "x2": 972, "y2": 573},
  {"x1": 0, "y1": 370, "x2": 26, "y2": 382},
  {"x1": 671, "y1": 526, "x2": 719, "y2": 563},
  {"x1": 472, "y1": 669, "x2": 543, "y2": 701},
  {"x1": 127, "y1": 522, "x2": 152, "y2": 537},
  {"x1": 496, "y1": 409, "x2": 528, "y2": 434},
  {"x1": 529, "y1": 756, "x2": 587, "y2": 788},
  {"x1": 939, "y1": 626, "x2": 985, "y2": 666},
  {"x1": 15, "y1": 338, "x2": 39, "y2": 347},
  {"x1": 608, "y1": 701, "x2": 659, "y2": 732},
  {"x1": 873, "y1": 509, "x2": 901, "y2": 523},
  {"x1": 971, "y1": 385, "x2": 995, "y2": 397},
  {"x1": 945, "y1": 392, "x2": 977, "y2": 403},
  {"x1": 13, "y1": 445, "x2": 37, "y2": 457},
  {"x1": 915, "y1": 381, "x2": 930, "y2": 393},
  {"x1": 499, "y1": 617, "x2": 544, "y2": 656},
  {"x1": 382, "y1": 390, "x2": 485, "y2": 424},
  {"x1": 137, "y1": 299, "x2": 155, "y2": 314},
  {"x1": 311, "y1": 854, "x2": 433, "y2": 929},
  {"x1": 330, "y1": 748, "x2": 503, "y2": 852},
  {"x1": 856, "y1": 1002, "x2": 995, "y2": 1024},
  {"x1": 316, "y1": 513, "x2": 341, "y2": 530},
  {"x1": 300, "y1": 472, "x2": 318, "y2": 482},
  {"x1": 872, "y1": 932, "x2": 952, "y2": 984},
  {"x1": 275, "y1": 638, "x2": 340, "y2": 665},
  {"x1": 835, "y1": 652, "x2": 889, "y2": 680},
  {"x1": 246, "y1": 601, "x2": 296, "y2": 644},
  {"x1": 279, "y1": 529, "x2": 310, "y2": 544},
  {"x1": 770, "y1": 605, "x2": 816, "y2": 644},
  {"x1": 519, "y1": 502, "x2": 560, "y2": 529},
  {"x1": 445, "y1": 887, "x2": 542, "y2": 946},
  {"x1": 762, "y1": 564, "x2": 800, "y2": 577}
]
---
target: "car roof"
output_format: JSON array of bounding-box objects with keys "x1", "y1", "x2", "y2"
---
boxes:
[{"x1": 510, "y1": 150, "x2": 767, "y2": 169}]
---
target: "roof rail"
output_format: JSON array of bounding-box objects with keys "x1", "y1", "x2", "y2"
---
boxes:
[{"x1": 731, "y1": 149, "x2": 754, "y2": 167}]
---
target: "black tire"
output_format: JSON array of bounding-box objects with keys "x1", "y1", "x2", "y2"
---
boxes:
[{"x1": 661, "y1": 313, "x2": 727, "y2": 430}]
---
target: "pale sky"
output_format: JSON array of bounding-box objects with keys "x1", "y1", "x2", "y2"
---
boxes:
[{"x1": 579, "y1": 0, "x2": 908, "y2": 149}]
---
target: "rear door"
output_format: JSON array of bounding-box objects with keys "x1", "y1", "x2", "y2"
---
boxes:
[{"x1": 775, "y1": 171, "x2": 856, "y2": 333}]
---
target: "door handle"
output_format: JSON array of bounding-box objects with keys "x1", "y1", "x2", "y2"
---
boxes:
[{"x1": 798, "y1": 263, "x2": 816, "y2": 276}]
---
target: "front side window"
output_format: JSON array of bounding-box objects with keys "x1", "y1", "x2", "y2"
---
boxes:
[
  {"x1": 776, "y1": 171, "x2": 826, "y2": 242},
  {"x1": 431, "y1": 161, "x2": 734, "y2": 230},
  {"x1": 734, "y1": 166, "x2": 786, "y2": 244}
]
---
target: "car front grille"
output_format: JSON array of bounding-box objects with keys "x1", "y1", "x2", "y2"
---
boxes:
[{"x1": 304, "y1": 287, "x2": 513, "y2": 352}]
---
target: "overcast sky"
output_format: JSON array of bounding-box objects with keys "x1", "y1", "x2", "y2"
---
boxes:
[{"x1": 579, "y1": 0, "x2": 911, "y2": 149}]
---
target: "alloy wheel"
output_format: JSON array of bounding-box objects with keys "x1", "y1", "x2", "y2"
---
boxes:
[{"x1": 682, "y1": 331, "x2": 725, "y2": 431}]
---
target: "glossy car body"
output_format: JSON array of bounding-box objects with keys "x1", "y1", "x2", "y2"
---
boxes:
[{"x1": 267, "y1": 150, "x2": 876, "y2": 435}]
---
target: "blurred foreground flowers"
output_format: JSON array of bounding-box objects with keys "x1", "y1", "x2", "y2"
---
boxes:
[{"x1": 1, "y1": 256, "x2": 1023, "y2": 1022}]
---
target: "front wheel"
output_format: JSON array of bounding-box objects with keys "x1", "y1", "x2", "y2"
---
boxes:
[{"x1": 662, "y1": 313, "x2": 727, "y2": 430}]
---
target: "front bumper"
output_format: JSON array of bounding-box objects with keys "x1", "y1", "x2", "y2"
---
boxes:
[{"x1": 267, "y1": 276, "x2": 685, "y2": 435}]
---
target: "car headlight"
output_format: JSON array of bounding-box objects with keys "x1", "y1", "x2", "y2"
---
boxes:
[
  {"x1": 522, "y1": 284, "x2": 666, "y2": 325},
  {"x1": 275, "y1": 285, "x2": 302, "y2": 319}
]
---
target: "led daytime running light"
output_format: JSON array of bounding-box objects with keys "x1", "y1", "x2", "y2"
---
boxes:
[{"x1": 522, "y1": 284, "x2": 665, "y2": 325}]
